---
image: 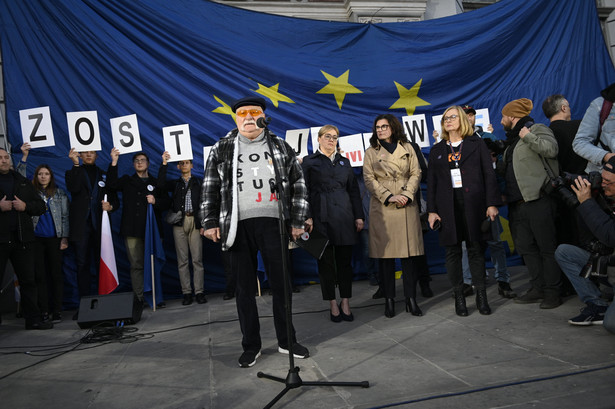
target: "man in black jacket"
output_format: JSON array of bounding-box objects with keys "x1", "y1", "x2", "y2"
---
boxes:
[
  {"x1": 107, "y1": 149, "x2": 170, "y2": 304},
  {"x1": 158, "y1": 152, "x2": 206, "y2": 305},
  {"x1": 0, "y1": 148, "x2": 51, "y2": 329},
  {"x1": 65, "y1": 149, "x2": 118, "y2": 318}
]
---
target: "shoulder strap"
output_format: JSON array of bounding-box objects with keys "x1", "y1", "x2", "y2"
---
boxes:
[{"x1": 593, "y1": 98, "x2": 613, "y2": 148}]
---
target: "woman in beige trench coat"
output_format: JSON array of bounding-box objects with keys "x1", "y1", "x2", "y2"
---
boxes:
[{"x1": 363, "y1": 114, "x2": 425, "y2": 318}]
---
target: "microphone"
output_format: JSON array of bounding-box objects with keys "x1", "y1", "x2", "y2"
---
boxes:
[{"x1": 257, "y1": 116, "x2": 272, "y2": 128}]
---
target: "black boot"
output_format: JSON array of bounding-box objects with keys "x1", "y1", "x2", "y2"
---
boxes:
[
  {"x1": 405, "y1": 297, "x2": 423, "y2": 316},
  {"x1": 476, "y1": 289, "x2": 492, "y2": 315},
  {"x1": 384, "y1": 298, "x2": 395, "y2": 318},
  {"x1": 454, "y1": 290, "x2": 468, "y2": 317}
]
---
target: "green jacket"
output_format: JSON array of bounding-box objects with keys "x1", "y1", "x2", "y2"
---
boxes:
[{"x1": 504, "y1": 123, "x2": 559, "y2": 202}]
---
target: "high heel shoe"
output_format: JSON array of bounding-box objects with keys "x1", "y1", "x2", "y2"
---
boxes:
[
  {"x1": 405, "y1": 297, "x2": 423, "y2": 316},
  {"x1": 339, "y1": 303, "x2": 354, "y2": 322},
  {"x1": 384, "y1": 298, "x2": 395, "y2": 318},
  {"x1": 330, "y1": 310, "x2": 342, "y2": 323}
]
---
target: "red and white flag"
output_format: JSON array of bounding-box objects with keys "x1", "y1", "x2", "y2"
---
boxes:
[{"x1": 99, "y1": 195, "x2": 118, "y2": 294}]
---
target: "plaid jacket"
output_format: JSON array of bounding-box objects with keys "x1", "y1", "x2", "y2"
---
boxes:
[{"x1": 200, "y1": 128, "x2": 309, "y2": 251}]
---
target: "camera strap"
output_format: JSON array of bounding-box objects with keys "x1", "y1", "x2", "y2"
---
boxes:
[{"x1": 539, "y1": 154, "x2": 558, "y2": 179}]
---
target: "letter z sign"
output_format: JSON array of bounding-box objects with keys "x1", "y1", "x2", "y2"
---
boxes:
[{"x1": 19, "y1": 106, "x2": 56, "y2": 149}]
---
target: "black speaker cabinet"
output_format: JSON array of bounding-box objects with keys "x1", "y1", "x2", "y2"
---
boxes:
[{"x1": 77, "y1": 292, "x2": 143, "y2": 329}]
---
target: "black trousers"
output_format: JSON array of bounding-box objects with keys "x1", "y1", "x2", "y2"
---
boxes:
[
  {"x1": 316, "y1": 244, "x2": 353, "y2": 300},
  {"x1": 445, "y1": 240, "x2": 486, "y2": 291},
  {"x1": 71, "y1": 222, "x2": 100, "y2": 298},
  {"x1": 33, "y1": 236, "x2": 64, "y2": 315},
  {"x1": 509, "y1": 196, "x2": 561, "y2": 294},
  {"x1": 0, "y1": 236, "x2": 40, "y2": 325},
  {"x1": 221, "y1": 249, "x2": 235, "y2": 294},
  {"x1": 229, "y1": 218, "x2": 296, "y2": 353},
  {"x1": 378, "y1": 257, "x2": 419, "y2": 299}
]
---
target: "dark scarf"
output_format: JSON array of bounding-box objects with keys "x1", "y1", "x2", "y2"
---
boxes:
[
  {"x1": 505, "y1": 115, "x2": 535, "y2": 143},
  {"x1": 601, "y1": 82, "x2": 615, "y2": 102},
  {"x1": 379, "y1": 139, "x2": 398, "y2": 154}
]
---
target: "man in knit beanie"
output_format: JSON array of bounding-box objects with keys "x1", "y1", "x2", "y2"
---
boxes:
[{"x1": 499, "y1": 98, "x2": 563, "y2": 309}]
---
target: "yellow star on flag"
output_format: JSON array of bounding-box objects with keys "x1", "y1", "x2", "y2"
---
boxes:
[
  {"x1": 212, "y1": 95, "x2": 235, "y2": 119},
  {"x1": 389, "y1": 79, "x2": 431, "y2": 116},
  {"x1": 253, "y1": 83, "x2": 295, "y2": 108},
  {"x1": 316, "y1": 69, "x2": 363, "y2": 109}
]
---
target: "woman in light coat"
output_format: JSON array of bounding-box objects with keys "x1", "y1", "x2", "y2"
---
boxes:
[{"x1": 363, "y1": 114, "x2": 424, "y2": 318}]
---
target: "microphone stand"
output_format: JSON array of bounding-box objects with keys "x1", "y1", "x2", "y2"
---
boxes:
[{"x1": 256, "y1": 120, "x2": 369, "y2": 409}]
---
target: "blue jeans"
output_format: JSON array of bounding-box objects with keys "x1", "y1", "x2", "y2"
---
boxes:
[{"x1": 554, "y1": 244, "x2": 606, "y2": 306}]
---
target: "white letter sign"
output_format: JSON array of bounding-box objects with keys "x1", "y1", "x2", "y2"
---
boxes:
[
  {"x1": 284, "y1": 128, "x2": 310, "y2": 159},
  {"x1": 19, "y1": 106, "x2": 55, "y2": 149},
  {"x1": 163, "y1": 124, "x2": 193, "y2": 161},
  {"x1": 111, "y1": 114, "x2": 141, "y2": 154},
  {"x1": 338, "y1": 133, "x2": 365, "y2": 167},
  {"x1": 402, "y1": 114, "x2": 430, "y2": 148},
  {"x1": 67, "y1": 111, "x2": 102, "y2": 152}
]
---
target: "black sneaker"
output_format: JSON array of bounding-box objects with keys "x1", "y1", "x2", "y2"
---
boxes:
[
  {"x1": 52, "y1": 313, "x2": 62, "y2": 323},
  {"x1": 238, "y1": 350, "x2": 261, "y2": 368},
  {"x1": 195, "y1": 293, "x2": 207, "y2": 304},
  {"x1": 278, "y1": 342, "x2": 309, "y2": 359},
  {"x1": 182, "y1": 294, "x2": 193, "y2": 306},
  {"x1": 568, "y1": 303, "x2": 607, "y2": 326},
  {"x1": 223, "y1": 292, "x2": 234, "y2": 300}
]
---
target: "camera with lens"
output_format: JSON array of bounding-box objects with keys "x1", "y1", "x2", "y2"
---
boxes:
[
  {"x1": 545, "y1": 171, "x2": 603, "y2": 208},
  {"x1": 581, "y1": 251, "x2": 615, "y2": 279},
  {"x1": 483, "y1": 138, "x2": 507, "y2": 156}
]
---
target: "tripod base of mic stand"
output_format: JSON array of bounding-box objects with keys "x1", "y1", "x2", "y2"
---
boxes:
[{"x1": 257, "y1": 366, "x2": 369, "y2": 409}]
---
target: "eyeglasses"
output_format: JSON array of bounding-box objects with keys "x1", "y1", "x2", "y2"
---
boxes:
[
  {"x1": 443, "y1": 115, "x2": 459, "y2": 122},
  {"x1": 236, "y1": 108, "x2": 263, "y2": 117},
  {"x1": 133, "y1": 158, "x2": 148, "y2": 163},
  {"x1": 375, "y1": 125, "x2": 390, "y2": 131},
  {"x1": 322, "y1": 134, "x2": 338, "y2": 141}
]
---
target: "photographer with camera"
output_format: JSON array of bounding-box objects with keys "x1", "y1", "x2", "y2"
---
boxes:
[
  {"x1": 500, "y1": 98, "x2": 563, "y2": 309},
  {"x1": 554, "y1": 158, "x2": 615, "y2": 333}
]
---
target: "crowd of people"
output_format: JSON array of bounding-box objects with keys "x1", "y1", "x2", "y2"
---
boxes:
[{"x1": 0, "y1": 91, "x2": 614, "y2": 368}]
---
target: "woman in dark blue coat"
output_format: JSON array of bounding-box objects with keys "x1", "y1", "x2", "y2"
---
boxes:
[
  {"x1": 427, "y1": 106, "x2": 501, "y2": 316},
  {"x1": 302, "y1": 125, "x2": 365, "y2": 322}
]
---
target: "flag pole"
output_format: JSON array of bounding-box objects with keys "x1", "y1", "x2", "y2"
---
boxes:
[{"x1": 151, "y1": 253, "x2": 156, "y2": 312}]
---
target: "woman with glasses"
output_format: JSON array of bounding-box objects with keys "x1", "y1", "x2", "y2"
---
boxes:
[
  {"x1": 427, "y1": 106, "x2": 501, "y2": 316},
  {"x1": 302, "y1": 125, "x2": 364, "y2": 322},
  {"x1": 31, "y1": 164, "x2": 70, "y2": 323},
  {"x1": 363, "y1": 114, "x2": 424, "y2": 318}
]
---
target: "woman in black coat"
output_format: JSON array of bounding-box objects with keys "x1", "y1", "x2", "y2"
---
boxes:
[
  {"x1": 302, "y1": 125, "x2": 365, "y2": 322},
  {"x1": 427, "y1": 106, "x2": 500, "y2": 316}
]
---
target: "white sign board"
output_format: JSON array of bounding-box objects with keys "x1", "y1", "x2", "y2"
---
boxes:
[
  {"x1": 19, "y1": 106, "x2": 55, "y2": 149},
  {"x1": 362, "y1": 132, "x2": 372, "y2": 151},
  {"x1": 110, "y1": 114, "x2": 142, "y2": 154},
  {"x1": 431, "y1": 114, "x2": 443, "y2": 144},
  {"x1": 309, "y1": 126, "x2": 322, "y2": 154},
  {"x1": 402, "y1": 114, "x2": 430, "y2": 148},
  {"x1": 67, "y1": 111, "x2": 102, "y2": 152},
  {"x1": 338, "y1": 133, "x2": 365, "y2": 167},
  {"x1": 203, "y1": 146, "x2": 213, "y2": 171},
  {"x1": 474, "y1": 108, "x2": 491, "y2": 134},
  {"x1": 284, "y1": 128, "x2": 310, "y2": 158},
  {"x1": 163, "y1": 124, "x2": 193, "y2": 161}
]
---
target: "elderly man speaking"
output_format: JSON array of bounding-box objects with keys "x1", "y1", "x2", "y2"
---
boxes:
[{"x1": 200, "y1": 96, "x2": 310, "y2": 368}]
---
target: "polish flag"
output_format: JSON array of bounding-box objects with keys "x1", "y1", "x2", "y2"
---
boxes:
[{"x1": 99, "y1": 194, "x2": 118, "y2": 294}]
